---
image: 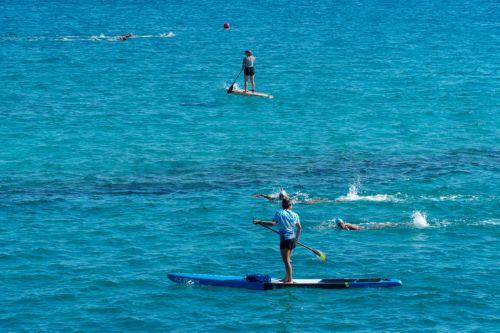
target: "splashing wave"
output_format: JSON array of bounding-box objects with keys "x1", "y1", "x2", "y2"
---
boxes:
[{"x1": 335, "y1": 184, "x2": 402, "y2": 203}]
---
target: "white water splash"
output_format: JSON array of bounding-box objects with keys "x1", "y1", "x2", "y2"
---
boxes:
[
  {"x1": 315, "y1": 220, "x2": 338, "y2": 231},
  {"x1": 470, "y1": 219, "x2": 500, "y2": 226},
  {"x1": 89, "y1": 34, "x2": 109, "y2": 41},
  {"x1": 7, "y1": 33, "x2": 176, "y2": 43},
  {"x1": 336, "y1": 183, "x2": 401, "y2": 203},
  {"x1": 420, "y1": 194, "x2": 479, "y2": 202},
  {"x1": 224, "y1": 82, "x2": 240, "y2": 90},
  {"x1": 253, "y1": 188, "x2": 329, "y2": 205},
  {"x1": 290, "y1": 191, "x2": 311, "y2": 202},
  {"x1": 317, "y1": 215, "x2": 498, "y2": 230},
  {"x1": 412, "y1": 211, "x2": 429, "y2": 228}
]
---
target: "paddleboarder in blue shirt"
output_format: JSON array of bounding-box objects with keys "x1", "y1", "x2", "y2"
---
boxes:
[{"x1": 253, "y1": 198, "x2": 302, "y2": 283}]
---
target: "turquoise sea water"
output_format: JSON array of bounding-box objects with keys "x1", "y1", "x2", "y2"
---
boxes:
[{"x1": 1, "y1": 0, "x2": 499, "y2": 331}]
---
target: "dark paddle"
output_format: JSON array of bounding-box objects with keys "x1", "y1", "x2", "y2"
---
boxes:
[
  {"x1": 227, "y1": 68, "x2": 243, "y2": 93},
  {"x1": 254, "y1": 220, "x2": 327, "y2": 262}
]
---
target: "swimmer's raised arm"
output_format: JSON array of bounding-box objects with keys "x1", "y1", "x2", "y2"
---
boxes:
[
  {"x1": 336, "y1": 218, "x2": 363, "y2": 230},
  {"x1": 252, "y1": 193, "x2": 275, "y2": 200}
]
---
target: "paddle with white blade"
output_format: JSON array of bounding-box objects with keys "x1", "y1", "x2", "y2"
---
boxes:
[{"x1": 227, "y1": 68, "x2": 243, "y2": 93}]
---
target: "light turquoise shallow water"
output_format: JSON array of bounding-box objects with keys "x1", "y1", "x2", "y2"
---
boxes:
[{"x1": 1, "y1": 0, "x2": 499, "y2": 331}]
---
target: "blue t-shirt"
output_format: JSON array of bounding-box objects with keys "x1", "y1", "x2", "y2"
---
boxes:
[{"x1": 273, "y1": 209, "x2": 300, "y2": 240}]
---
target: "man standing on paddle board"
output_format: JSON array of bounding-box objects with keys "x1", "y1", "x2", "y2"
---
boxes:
[
  {"x1": 253, "y1": 198, "x2": 302, "y2": 283},
  {"x1": 242, "y1": 50, "x2": 256, "y2": 93}
]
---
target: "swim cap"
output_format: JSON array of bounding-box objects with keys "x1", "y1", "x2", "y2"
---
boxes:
[{"x1": 335, "y1": 218, "x2": 344, "y2": 225}]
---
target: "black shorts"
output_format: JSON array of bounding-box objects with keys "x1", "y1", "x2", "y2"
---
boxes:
[
  {"x1": 280, "y1": 238, "x2": 296, "y2": 250},
  {"x1": 244, "y1": 67, "x2": 255, "y2": 76}
]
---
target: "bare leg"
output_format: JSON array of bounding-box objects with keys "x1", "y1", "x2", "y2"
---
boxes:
[
  {"x1": 250, "y1": 75, "x2": 255, "y2": 92},
  {"x1": 280, "y1": 248, "x2": 293, "y2": 283},
  {"x1": 244, "y1": 74, "x2": 248, "y2": 92}
]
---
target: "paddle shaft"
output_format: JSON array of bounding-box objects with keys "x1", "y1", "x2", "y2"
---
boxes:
[
  {"x1": 258, "y1": 223, "x2": 316, "y2": 253},
  {"x1": 227, "y1": 68, "x2": 243, "y2": 93}
]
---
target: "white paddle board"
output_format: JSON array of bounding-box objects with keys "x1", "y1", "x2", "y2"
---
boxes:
[{"x1": 229, "y1": 88, "x2": 274, "y2": 99}]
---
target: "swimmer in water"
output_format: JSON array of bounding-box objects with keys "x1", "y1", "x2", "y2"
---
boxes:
[
  {"x1": 253, "y1": 189, "x2": 329, "y2": 205},
  {"x1": 335, "y1": 218, "x2": 363, "y2": 230},
  {"x1": 335, "y1": 218, "x2": 398, "y2": 230},
  {"x1": 253, "y1": 189, "x2": 288, "y2": 201},
  {"x1": 118, "y1": 33, "x2": 133, "y2": 41}
]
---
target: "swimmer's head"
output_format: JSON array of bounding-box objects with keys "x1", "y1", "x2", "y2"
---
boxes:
[
  {"x1": 278, "y1": 190, "x2": 288, "y2": 200},
  {"x1": 335, "y1": 218, "x2": 345, "y2": 228},
  {"x1": 245, "y1": 50, "x2": 253, "y2": 56}
]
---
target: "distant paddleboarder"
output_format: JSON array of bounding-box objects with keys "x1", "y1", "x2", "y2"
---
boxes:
[
  {"x1": 253, "y1": 198, "x2": 302, "y2": 283},
  {"x1": 226, "y1": 50, "x2": 273, "y2": 98},
  {"x1": 242, "y1": 50, "x2": 256, "y2": 93}
]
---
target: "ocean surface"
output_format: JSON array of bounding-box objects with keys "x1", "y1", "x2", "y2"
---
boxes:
[{"x1": 1, "y1": 0, "x2": 499, "y2": 331}]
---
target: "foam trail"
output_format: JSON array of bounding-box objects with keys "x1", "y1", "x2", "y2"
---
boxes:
[
  {"x1": 336, "y1": 183, "x2": 401, "y2": 202},
  {"x1": 315, "y1": 220, "x2": 337, "y2": 231},
  {"x1": 412, "y1": 211, "x2": 429, "y2": 228},
  {"x1": 420, "y1": 194, "x2": 479, "y2": 202},
  {"x1": 253, "y1": 188, "x2": 328, "y2": 205},
  {"x1": 317, "y1": 211, "x2": 430, "y2": 231},
  {"x1": 11, "y1": 33, "x2": 178, "y2": 43},
  {"x1": 477, "y1": 219, "x2": 500, "y2": 226}
]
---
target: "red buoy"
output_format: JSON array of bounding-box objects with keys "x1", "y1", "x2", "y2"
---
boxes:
[{"x1": 223, "y1": 22, "x2": 230, "y2": 30}]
